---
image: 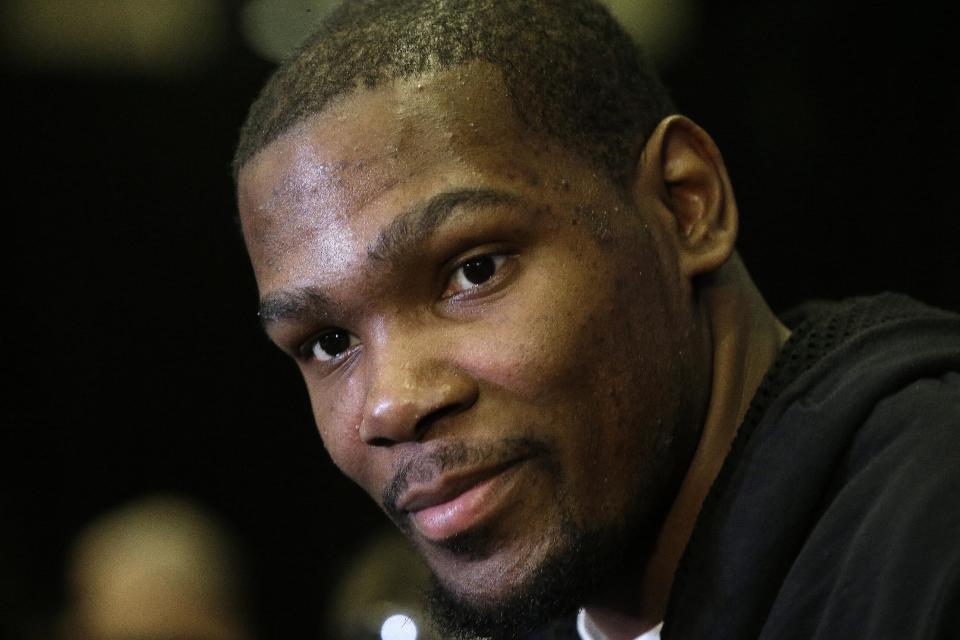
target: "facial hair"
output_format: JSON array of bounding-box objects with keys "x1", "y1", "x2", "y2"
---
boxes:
[
  {"x1": 426, "y1": 450, "x2": 681, "y2": 637},
  {"x1": 425, "y1": 509, "x2": 661, "y2": 640},
  {"x1": 383, "y1": 409, "x2": 691, "y2": 640}
]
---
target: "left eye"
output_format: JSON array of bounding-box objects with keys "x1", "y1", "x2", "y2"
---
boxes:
[
  {"x1": 448, "y1": 254, "x2": 507, "y2": 295},
  {"x1": 306, "y1": 328, "x2": 359, "y2": 362}
]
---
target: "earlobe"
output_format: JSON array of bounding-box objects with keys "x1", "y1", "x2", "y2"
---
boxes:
[{"x1": 636, "y1": 116, "x2": 738, "y2": 279}]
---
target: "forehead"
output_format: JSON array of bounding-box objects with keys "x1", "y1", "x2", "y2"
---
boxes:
[
  {"x1": 236, "y1": 61, "x2": 635, "y2": 310},
  {"x1": 237, "y1": 63, "x2": 595, "y2": 283},
  {"x1": 242, "y1": 65, "x2": 545, "y2": 252},
  {"x1": 239, "y1": 63, "x2": 540, "y2": 223}
]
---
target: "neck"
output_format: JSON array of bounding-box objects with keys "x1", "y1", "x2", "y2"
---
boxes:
[{"x1": 584, "y1": 256, "x2": 790, "y2": 640}]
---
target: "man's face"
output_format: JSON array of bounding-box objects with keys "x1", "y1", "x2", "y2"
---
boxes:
[{"x1": 238, "y1": 63, "x2": 708, "y2": 631}]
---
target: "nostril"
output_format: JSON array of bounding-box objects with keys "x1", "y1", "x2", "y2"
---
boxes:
[
  {"x1": 366, "y1": 435, "x2": 395, "y2": 447},
  {"x1": 415, "y1": 402, "x2": 469, "y2": 434}
]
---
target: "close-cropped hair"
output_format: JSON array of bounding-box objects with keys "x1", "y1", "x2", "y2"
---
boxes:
[{"x1": 233, "y1": 0, "x2": 675, "y2": 184}]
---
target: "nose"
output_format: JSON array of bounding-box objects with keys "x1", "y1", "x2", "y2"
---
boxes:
[{"x1": 358, "y1": 331, "x2": 478, "y2": 446}]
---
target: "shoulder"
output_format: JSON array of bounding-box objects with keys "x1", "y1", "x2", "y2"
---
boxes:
[
  {"x1": 763, "y1": 365, "x2": 960, "y2": 638},
  {"x1": 666, "y1": 294, "x2": 960, "y2": 640}
]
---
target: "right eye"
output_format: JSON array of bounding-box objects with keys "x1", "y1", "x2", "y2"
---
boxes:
[{"x1": 305, "y1": 329, "x2": 359, "y2": 362}]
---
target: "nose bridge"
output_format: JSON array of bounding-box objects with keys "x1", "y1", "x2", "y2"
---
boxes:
[{"x1": 360, "y1": 317, "x2": 476, "y2": 445}]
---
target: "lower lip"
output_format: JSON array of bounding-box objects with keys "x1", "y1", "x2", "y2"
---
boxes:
[{"x1": 411, "y1": 466, "x2": 519, "y2": 542}]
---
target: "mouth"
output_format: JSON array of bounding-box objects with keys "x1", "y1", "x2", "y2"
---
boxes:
[{"x1": 397, "y1": 456, "x2": 531, "y2": 543}]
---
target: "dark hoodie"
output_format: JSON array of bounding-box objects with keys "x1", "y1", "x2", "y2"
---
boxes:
[{"x1": 665, "y1": 293, "x2": 960, "y2": 639}]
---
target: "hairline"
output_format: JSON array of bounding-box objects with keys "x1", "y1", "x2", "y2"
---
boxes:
[{"x1": 234, "y1": 58, "x2": 654, "y2": 189}]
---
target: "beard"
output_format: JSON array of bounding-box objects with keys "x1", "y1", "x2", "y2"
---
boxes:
[
  {"x1": 384, "y1": 417, "x2": 694, "y2": 640},
  {"x1": 423, "y1": 434, "x2": 686, "y2": 640},
  {"x1": 425, "y1": 510, "x2": 660, "y2": 640}
]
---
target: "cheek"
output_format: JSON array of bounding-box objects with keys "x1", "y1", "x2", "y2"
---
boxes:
[
  {"x1": 454, "y1": 301, "x2": 579, "y2": 399},
  {"x1": 305, "y1": 369, "x2": 372, "y2": 486},
  {"x1": 461, "y1": 255, "x2": 620, "y2": 398}
]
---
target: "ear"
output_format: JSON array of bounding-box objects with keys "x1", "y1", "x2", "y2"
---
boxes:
[{"x1": 633, "y1": 115, "x2": 738, "y2": 279}]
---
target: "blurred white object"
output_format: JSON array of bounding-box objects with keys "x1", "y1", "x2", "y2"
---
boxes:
[{"x1": 381, "y1": 613, "x2": 419, "y2": 640}]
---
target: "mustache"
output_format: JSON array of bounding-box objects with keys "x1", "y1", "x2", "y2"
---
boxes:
[{"x1": 382, "y1": 436, "x2": 550, "y2": 521}]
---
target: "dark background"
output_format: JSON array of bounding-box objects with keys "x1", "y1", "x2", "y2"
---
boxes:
[{"x1": 3, "y1": 1, "x2": 958, "y2": 636}]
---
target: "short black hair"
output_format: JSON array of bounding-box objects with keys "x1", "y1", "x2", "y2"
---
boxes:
[{"x1": 233, "y1": 0, "x2": 675, "y2": 184}]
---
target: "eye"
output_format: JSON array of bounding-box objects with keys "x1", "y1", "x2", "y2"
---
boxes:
[
  {"x1": 447, "y1": 254, "x2": 507, "y2": 296},
  {"x1": 306, "y1": 329, "x2": 359, "y2": 362}
]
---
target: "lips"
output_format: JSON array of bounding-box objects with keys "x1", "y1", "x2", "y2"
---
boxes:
[{"x1": 397, "y1": 458, "x2": 528, "y2": 542}]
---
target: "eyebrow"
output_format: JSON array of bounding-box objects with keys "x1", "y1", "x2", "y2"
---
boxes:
[
  {"x1": 258, "y1": 188, "x2": 520, "y2": 328},
  {"x1": 367, "y1": 188, "x2": 520, "y2": 263},
  {"x1": 259, "y1": 285, "x2": 333, "y2": 327}
]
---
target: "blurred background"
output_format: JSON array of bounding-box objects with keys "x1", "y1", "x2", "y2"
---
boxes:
[{"x1": 2, "y1": 0, "x2": 958, "y2": 637}]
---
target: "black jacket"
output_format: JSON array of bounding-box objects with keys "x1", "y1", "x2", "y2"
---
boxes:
[{"x1": 665, "y1": 294, "x2": 960, "y2": 639}]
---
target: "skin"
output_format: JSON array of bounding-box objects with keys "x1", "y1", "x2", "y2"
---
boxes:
[{"x1": 238, "y1": 62, "x2": 788, "y2": 638}]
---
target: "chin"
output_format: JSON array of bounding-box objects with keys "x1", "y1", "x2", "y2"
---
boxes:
[
  {"x1": 423, "y1": 512, "x2": 652, "y2": 640},
  {"x1": 426, "y1": 556, "x2": 582, "y2": 639},
  {"x1": 430, "y1": 527, "x2": 553, "y2": 595}
]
